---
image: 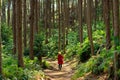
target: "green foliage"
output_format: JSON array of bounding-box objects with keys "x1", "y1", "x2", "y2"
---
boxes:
[
  {"x1": 66, "y1": 29, "x2": 104, "y2": 61},
  {"x1": 1, "y1": 23, "x2": 13, "y2": 55},
  {"x1": 65, "y1": 44, "x2": 78, "y2": 59},
  {"x1": 44, "y1": 32, "x2": 59, "y2": 58},
  {"x1": 1, "y1": 23, "x2": 12, "y2": 45},
  {"x1": 68, "y1": 30, "x2": 79, "y2": 45},
  {"x1": 24, "y1": 47, "x2": 29, "y2": 56},
  {"x1": 2, "y1": 54, "x2": 45, "y2": 80},
  {"x1": 24, "y1": 57, "x2": 42, "y2": 70},
  {"x1": 77, "y1": 39, "x2": 91, "y2": 62},
  {"x1": 24, "y1": 33, "x2": 48, "y2": 57},
  {"x1": 42, "y1": 60, "x2": 50, "y2": 69},
  {"x1": 72, "y1": 48, "x2": 113, "y2": 80},
  {"x1": 72, "y1": 57, "x2": 95, "y2": 80},
  {"x1": 34, "y1": 33, "x2": 45, "y2": 57},
  {"x1": 92, "y1": 57, "x2": 104, "y2": 75},
  {"x1": 117, "y1": 69, "x2": 120, "y2": 79}
]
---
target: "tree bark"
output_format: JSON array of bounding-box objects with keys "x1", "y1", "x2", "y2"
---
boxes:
[
  {"x1": 12, "y1": 0, "x2": 17, "y2": 54},
  {"x1": 7, "y1": 0, "x2": 11, "y2": 26},
  {"x1": 16, "y1": 0, "x2": 24, "y2": 67},
  {"x1": 44, "y1": 0, "x2": 48, "y2": 44},
  {"x1": 58, "y1": 0, "x2": 61, "y2": 51},
  {"x1": 23, "y1": 0, "x2": 27, "y2": 49},
  {"x1": 113, "y1": 0, "x2": 119, "y2": 79},
  {"x1": 63, "y1": 0, "x2": 67, "y2": 54},
  {"x1": 78, "y1": 0, "x2": 83, "y2": 43},
  {"x1": 2, "y1": 0, "x2": 6, "y2": 23},
  {"x1": 103, "y1": 0, "x2": 111, "y2": 50},
  {"x1": 94, "y1": 0, "x2": 98, "y2": 30},
  {"x1": 37, "y1": 0, "x2": 40, "y2": 33},
  {"x1": 84, "y1": 0, "x2": 86, "y2": 23},
  {"x1": 0, "y1": 0, "x2": 2, "y2": 74},
  {"x1": 86, "y1": 0, "x2": 94, "y2": 55},
  {"x1": 34, "y1": 0, "x2": 38, "y2": 33},
  {"x1": 30, "y1": 0, "x2": 35, "y2": 60}
]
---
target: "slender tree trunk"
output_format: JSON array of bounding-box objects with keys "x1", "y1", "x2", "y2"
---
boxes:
[
  {"x1": 29, "y1": 0, "x2": 35, "y2": 60},
  {"x1": 86, "y1": 0, "x2": 94, "y2": 55},
  {"x1": 101, "y1": 0, "x2": 104, "y2": 21},
  {"x1": 16, "y1": 0, "x2": 24, "y2": 67},
  {"x1": 12, "y1": 0, "x2": 17, "y2": 54},
  {"x1": 113, "y1": 0, "x2": 119, "y2": 79},
  {"x1": 23, "y1": 0, "x2": 27, "y2": 49},
  {"x1": 84, "y1": 0, "x2": 86, "y2": 23},
  {"x1": 52, "y1": 0, "x2": 55, "y2": 36},
  {"x1": 0, "y1": 0, "x2": 2, "y2": 74},
  {"x1": 48, "y1": 0, "x2": 51, "y2": 37},
  {"x1": 2, "y1": 0, "x2": 6, "y2": 23},
  {"x1": 63, "y1": 0, "x2": 67, "y2": 54},
  {"x1": 94, "y1": 0, "x2": 98, "y2": 30},
  {"x1": 78, "y1": 0, "x2": 83, "y2": 43},
  {"x1": 58, "y1": 0, "x2": 61, "y2": 51},
  {"x1": 34, "y1": 0, "x2": 38, "y2": 33},
  {"x1": 44, "y1": 0, "x2": 48, "y2": 43},
  {"x1": 65, "y1": 0, "x2": 69, "y2": 45},
  {"x1": 37, "y1": 0, "x2": 40, "y2": 33},
  {"x1": 103, "y1": 0, "x2": 111, "y2": 50},
  {"x1": 8, "y1": 0, "x2": 11, "y2": 26},
  {"x1": 110, "y1": 0, "x2": 114, "y2": 31}
]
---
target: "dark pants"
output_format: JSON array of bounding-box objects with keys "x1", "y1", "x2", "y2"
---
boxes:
[{"x1": 58, "y1": 64, "x2": 62, "y2": 70}]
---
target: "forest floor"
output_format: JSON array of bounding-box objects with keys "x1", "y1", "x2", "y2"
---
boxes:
[
  {"x1": 77, "y1": 72, "x2": 108, "y2": 80},
  {"x1": 43, "y1": 58, "x2": 77, "y2": 80},
  {"x1": 43, "y1": 58, "x2": 108, "y2": 80}
]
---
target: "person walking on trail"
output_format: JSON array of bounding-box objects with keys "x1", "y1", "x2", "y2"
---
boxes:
[{"x1": 57, "y1": 52, "x2": 64, "y2": 70}]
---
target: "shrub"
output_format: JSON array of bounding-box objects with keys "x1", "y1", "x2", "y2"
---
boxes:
[
  {"x1": 92, "y1": 57, "x2": 104, "y2": 75},
  {"x1": 76, "y1": 39, "x2": 91, "y2": 62},
  {"x1": 72, "y1": 57, "x2": 95, "y2": 80},
  {"x1": 2, "y1": 54, "x2": 45, "y2": 80},
  {"x1": 1, "y1": 23, "x2": 12, "y2": 45}
]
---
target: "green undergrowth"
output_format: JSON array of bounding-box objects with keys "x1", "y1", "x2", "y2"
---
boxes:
[
  {"x1": 71, "y1": 48, "x2": 113, "y2": 80},
  {"x1": 1, "y1": 54, "x2": 50, "y2": 80}
]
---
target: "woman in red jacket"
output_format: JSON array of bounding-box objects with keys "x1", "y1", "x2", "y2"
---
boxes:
[{"x1": 58, "y1": 52, "x2": 63, "y2": 70}]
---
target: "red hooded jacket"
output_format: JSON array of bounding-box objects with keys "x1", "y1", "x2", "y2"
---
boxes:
[{"x1": 58, "y1": 54, "x2": 63, "y2": 64}]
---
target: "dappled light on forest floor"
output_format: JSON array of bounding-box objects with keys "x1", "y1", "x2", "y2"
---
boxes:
[
  {"x1": 77, "y1": 72, "x2": 108, "y2": 80},
  {"x1": 44, "y1": 59, "x2": 76, "y2": 80}
]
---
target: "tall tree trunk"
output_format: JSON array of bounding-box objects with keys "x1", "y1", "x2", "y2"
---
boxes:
[
  {"x1": 16, "y1": 0, "x2": 24, "y2": 67},
  {"x1": 2, "y1": 0, "x2": 6, "y2": 23},
  {"x1": 34, "y1": 0, "x2": 38, "y2": 33},
  {"x1": 58, "y1": 0, "x2": 61, "y2": 51},
  {"x1": 63, "y1": 0, "x2": 67, "y2": 54},
  {"x1": 23, "y1": 0, "x2": 27, "y2": 49},
  {"x1": 101, "y1": 0, "x2": 104, "y2": 21},
  {"x1": 103, "y1": 0, "x2": 111, "y2": 50},
  {"x1": 110, "y1": 0, "x2": 114, "y2": 31},
  {"x1": 29, "y1": 0, "x2": 35, "y2": 60},
  {"x1": 84, "y1": 0, "x2": 86, "y2": 23},
  {"x1": 48, "y1": 0, "x2": 51, "y2": 38},
  {"x1": 78, "y1": 0, "x2": 83, "y2": 43},
  {"x1": 0, "y1": 0, "x2": 2, "y2": 74},
  {"x1": 12, "y1": 0, "x2": 17, "y2": 54},
  {"x1": 65, "y1": 0, "x2": 69, "y2": 45},
  {"x1": 86, "y1": 0, "x2": 94, "y2": 55},
  {"x1": 94, "y1": 0, "x2": 98, "y2": 30},
  {"x1": 44, "y1": 0, "x2": 48, "y2": 43},
  {"x1": 113, "y1": 0, "x2": 119, "y2": 79},
  {"x1": 52, "y1": 0, "x2": 55, "y2": 36},
  {"x1": 37, "y1": 0, "x2": 40, "y2": 33},
  {"x1": 7, "y1": 0, "x2": 11, "y2": 26}
]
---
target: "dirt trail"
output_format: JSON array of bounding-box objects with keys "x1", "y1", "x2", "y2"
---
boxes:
[{"x1": 44, "y1": 60, "x2": 76, "y2": 80}]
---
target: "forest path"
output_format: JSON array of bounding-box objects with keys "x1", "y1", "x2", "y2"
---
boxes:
[{"x1": 44, "y1": 59, "x2": 76, "y2": 80}]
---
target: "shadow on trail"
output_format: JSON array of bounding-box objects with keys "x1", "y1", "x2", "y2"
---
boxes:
[{"x1": 44, "y1": 60, "x2": 76, "y2": 80}]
